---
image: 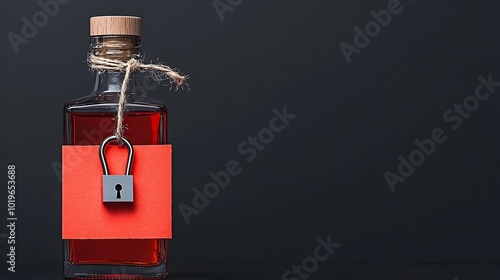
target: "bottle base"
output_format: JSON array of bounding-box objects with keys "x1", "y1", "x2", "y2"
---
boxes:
[{"x1": 64, "y1": 262, "x2": 167, "y2": 279}]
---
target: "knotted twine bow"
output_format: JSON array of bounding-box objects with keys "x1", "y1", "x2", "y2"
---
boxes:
[{"x1": 88, "y1": 54, "x2": 187, "y2": 145}]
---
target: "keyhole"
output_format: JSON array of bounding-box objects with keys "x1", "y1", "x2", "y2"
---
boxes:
[{"x1": 115, "y1": 184, "x2": 122, "y2": 199}]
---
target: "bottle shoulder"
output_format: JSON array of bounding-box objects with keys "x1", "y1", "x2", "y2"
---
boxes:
[{"x1": 65, "y1": 92, "x2": 167, "y2": 113}]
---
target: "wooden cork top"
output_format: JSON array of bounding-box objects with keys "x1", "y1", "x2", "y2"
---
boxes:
[{"x1": 90, "y1": 16, "x2": 141, "y2": 36}]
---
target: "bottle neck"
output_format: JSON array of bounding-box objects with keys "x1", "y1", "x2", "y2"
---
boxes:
[
  {"x1": 93, "y1": 71, "x2": 141, "y2": 94},
  {"x1": 90, "y1": 35, "x2": 143, "y2": 95},
  {"x1": 90, "y1": 35, "x2": 141, "y2": 60}
]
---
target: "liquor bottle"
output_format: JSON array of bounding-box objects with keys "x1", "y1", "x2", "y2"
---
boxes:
[{"x1": 63, "y1": 16, "x2": 168, "y2": 278}]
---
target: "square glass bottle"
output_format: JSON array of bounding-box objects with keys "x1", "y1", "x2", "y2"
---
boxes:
[{"x1": 63, "y1": 16, "x2": 169, "y2": 279}]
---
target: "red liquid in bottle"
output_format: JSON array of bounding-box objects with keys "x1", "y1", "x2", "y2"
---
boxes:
[{"x1": 65, "y1": 110, "x2": 167, "y2": 266}]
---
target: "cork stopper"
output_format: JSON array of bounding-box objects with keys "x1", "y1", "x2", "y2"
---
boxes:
[{"x1": 90, "y1": 16, "x2": 141, "y2": 36}]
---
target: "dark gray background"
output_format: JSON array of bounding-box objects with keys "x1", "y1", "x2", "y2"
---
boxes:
[{"x1": 1, "y1": 0, "x2": 500, "y2": 279}]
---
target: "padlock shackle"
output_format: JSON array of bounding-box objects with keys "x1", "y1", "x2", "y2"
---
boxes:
[{"x1": 99, "y1": 135, "x2": 134, "y2": 176}]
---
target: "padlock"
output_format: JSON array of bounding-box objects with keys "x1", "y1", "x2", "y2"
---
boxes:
[{"x1": 99, "y1": 135, "x2": 134, "y2": 202}]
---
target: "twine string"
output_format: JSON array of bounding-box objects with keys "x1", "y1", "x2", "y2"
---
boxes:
[{"x1": 89, "y1": 54, "x2": 187, "y2": 145}]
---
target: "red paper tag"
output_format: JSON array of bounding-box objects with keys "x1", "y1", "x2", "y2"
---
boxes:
[{"x1": 62, "y1": 145, "x2": 172, "y2": 239}]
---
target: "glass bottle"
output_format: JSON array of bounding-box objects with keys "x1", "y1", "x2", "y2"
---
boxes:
[{"x1": 63, "y1": 16, "x2": 168, "y2": 279}]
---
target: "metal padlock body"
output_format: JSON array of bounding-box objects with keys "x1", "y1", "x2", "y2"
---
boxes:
[
  {"x1": 103, "y1": 175, "x2": 134, "y2": 202},
  {"x1": 99, "y1": 135, "x2": 134, "y2": 203}
]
